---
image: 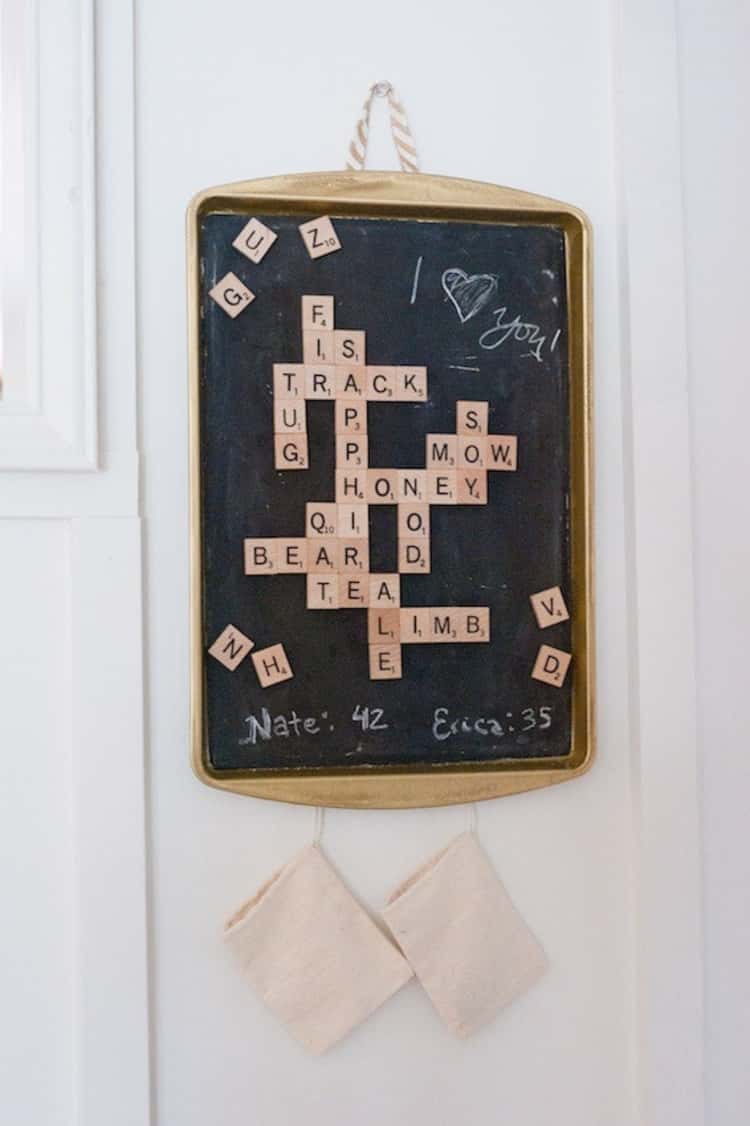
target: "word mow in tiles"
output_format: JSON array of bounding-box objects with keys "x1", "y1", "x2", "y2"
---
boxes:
[{"x1": 244, "y1": 295, "x2": 518, "y2": 681}]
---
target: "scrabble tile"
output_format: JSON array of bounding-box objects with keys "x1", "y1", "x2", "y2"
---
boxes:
[
  {"x1": 274, "y1": 399, "x2": 306, "y2": 434},
  {"x1": 428, "y1": 609, "x2": 459, "y2": 643},
  {"x1": 398, "y1": 538, "x2": 430, "y2": 574},
  {"x1": 301, "y1": 295, "x2": 334, "y2": 331},
  {"x1": 457, "y1": 401, "x2": 489, "y2": 436},
  {"x1": 232, "y1": 217, "x2": 277, "y2": 264},
  {"x1": 531, "y1": 644, "x2": 572, "y2": 687},
  {"x1": 335, "y1": 399, "x2": 367, "y2": 434},
  {"x1": 336, "y1": 470, "x2": 367, "y2": 502},
  {"x1": 304, "y1": 364, "x2": 336, "y2": 399},
  {"x1": 427, "y1": 470, "x2": 457, "y2": 504},
  {"x1": 306, "y1": 502, "x2": 337, "y2": 537},
  {"x1": 457, "y1": 470, "x2": 488, "y2": 505},
  {"x1": 252, "y1": 643, "x2": 293, "y2": 687},
  {"x1": 275, "y1": 538, "x2": 308, "y2": 573},
  {"x1": 530, "y1": 586, "x2": 570, "y2": 629},
  {"x1": 398, "y1": 503, "x2": 430, "y2": 539},
  {"x1": 274, "y1": 433, "x2": 309, "y2": 470},
  {"x1": 457, "y1": 435, "x2": 486, "y2": 469},
  {"x1": 339, "y1": 575, "x2": 369, "y2": 608},
  {"x1": 368, "y1": 608, "x2": 401, "y2": 643},
  {"x1": 370, "y1": 574, "x2": 400, "y2": 607},
  {"x1": 366, "y1": 366, "x2": 396, "y2": 401},
  {"x1": 298, "y1": 215, "x2": 341, "y2": 260},
  {"x1": 307, "y1": 574, "x2": 339, "y2": 609},
  {"x1": 244, "y1": 538, "x2": 277, "y2": 574},
  {"x1": 398, "y1": 470, "x2": 428, "y2": 503},
  {"x1": 302, "y1": 330, "x2": 334, "y2": 364},
  {"x1": 208, "y1": 624, "x2": 254, "y2": 670},
  {"x1": 486, "y1": 435, "x2": 518, "y2": 471},
  {"x1": 367, "y1": 469, "x2": 398, "y2": 504},
  {"x1": 394, "y1": 366, "x2": 428, "y2": 401},
  {"x1": 209, "y1": 272, "x2": 255, "y2": 318},
  {"x1": 338, "y1": 539, "x2": 369, "y2": 572},
  {"x1": 369, "y1": 644, "x2": 402, "y2": 680},
  {"x1": 336, "y1": 434, "x2": 368, "y2": 469},
  {"x1": 307, "y1": 540, "x2": 339, "y2": 572},
  {"x1": 334, "y1": 330, "x2": 366, "y2": 365},
  {"x1": 273, "y1": 363, "x2": 305, "y2": 400},
  {"x1": 426, "y1": 434, "x2": 457, "y2": 468},
  {"x1": 337, "y1": 503, "x2": 369, "y2": 539},
  {"x1": 454, "y1": 607, "x2": 491, "y2": 642},
  {"x1": 335, "y1": 366, "x2": 367, "y2": 399},
  {"x1": 399, "y1": 607, "x2": 431, "y2": 643}
]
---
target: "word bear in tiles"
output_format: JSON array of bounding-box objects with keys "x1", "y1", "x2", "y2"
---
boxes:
[{"x1": 245, "y1": 295, "x2": 520, "y2": 680}]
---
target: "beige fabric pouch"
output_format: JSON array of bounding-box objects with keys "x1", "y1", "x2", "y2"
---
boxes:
[
  {"x1": 224, "y1": 844, "x2": 413, "y2": 1054},
  {"x1": 382, "y1": 831, "x2": 547, "y2": 1037}
]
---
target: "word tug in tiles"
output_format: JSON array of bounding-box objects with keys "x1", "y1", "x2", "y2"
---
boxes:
[{"x1": 245, "y1": 295, "x2": 519, "y2": 681}]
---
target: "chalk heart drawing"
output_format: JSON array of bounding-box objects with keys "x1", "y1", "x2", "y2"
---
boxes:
[{"x1": 441, "y1": 269, "x2": 498, "y2": 324}]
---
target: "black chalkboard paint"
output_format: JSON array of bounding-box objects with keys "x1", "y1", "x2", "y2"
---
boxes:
[{"x1": 198, "y1": 212, "x2": 572, "y2": 771}]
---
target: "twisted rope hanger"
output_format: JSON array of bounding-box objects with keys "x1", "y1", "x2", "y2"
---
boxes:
[{"x1": 346, "y1": 80, "x2": 420, "y2": 173}]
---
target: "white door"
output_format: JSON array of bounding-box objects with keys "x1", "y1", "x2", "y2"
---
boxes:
[{"x1": 8, "y1": 0, "x2": 747, "y2": 1123}]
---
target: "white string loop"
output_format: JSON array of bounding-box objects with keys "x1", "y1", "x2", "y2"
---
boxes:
[
  {"x1": 312, "y1": 805, "x2": 326, "y2": 845},
  {"x1": 467, "y1": 802, "x2": 478, "y2": 835},
  {"x1": 346, "y1": 81, "x2": 420, "y2": 174}
]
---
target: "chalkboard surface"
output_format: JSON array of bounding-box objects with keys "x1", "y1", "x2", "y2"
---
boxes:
[{"x1": 198, "y1": 209, "x2": 575, "y2": 773}]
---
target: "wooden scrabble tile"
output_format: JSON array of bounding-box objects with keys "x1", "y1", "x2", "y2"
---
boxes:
[
  {"x1": 298, "y1": 216, "x2": 341, "y2": 260},
  {"x1": 244, "y1": 538, "x2": 277, "y2": 574},
  {"x1": 339, "y1": 576, "x2": 369, "y2": 608},
  {"x1": 338, "y1": 539, "x2": 369, "y2": 572},
  {"x1": 368, "y1": 608, "x2": 401, "y2": 643},
  {"x1": 336, "y1": 434, "x2": 368, "y2": 469},
  {"x1": 398, "y1": 538, "x2": 430, "y2": 574},
  {"x1": 457, "y1": 435, "x2": 486, "y2": 469},
  {"x1": 486, "y1": 435, "x2": 518, "y2": 471},
  {"x1": 252, "y1": 643, "x2": 293, "y2": 687},
  {"x1": 208, "y1": 624, "x2": 254, "y2": 670},
  {"x1": 306, "y1": 502, "x2": 337, "y2": 537},
  {"x1": 274, "y1": 399, "x2": 306, "y2": 434},
  {"x1": 304, "y1": 364, "x2": 336, "y2": 399},
  {"x1": 531, "y1": 644, "x2": 572, "y2": 687},
  {"x1": 273, "y1": 363, "x2": 305, "y2": 400},
  {"x1": 399, "y1": 607, "x2": 431, "y2": 643},
  {"x1": 274, "y1": 433, "x2": 309, "y2": 470},
  {"x1": 337, "y1": 503, "x2": 368, "y2": 538},
  {"x1": 275, "y1": 538, "x2": 308, "y2": 573},
  {"x1": 306, "y1": 574, "x2": 339, "y2": 609},
  {"x1": 209, "y1": 272, "x2": 255, "y2": 318},
  {"x1": 426, "y1": 434, "x2": 457, "y2": 468},
  {"x1": 334, "y1": 330, "x2": 366, "y2": 365},
  {"x1": 232, "y1": 217, "x2": 277, "y2": 264},
  {"x1": 457, "y1": 470, "x2": 488, "y2": 505},
  {"x1": 398, "y1": 503, "x2": 430, "y2": 539},
  {"x1": 301, "y1": 295, "x2": 334, "y2": 331},
  {"x1": 370, "y1": 574, "x2": 400, "y2": 607},
  {"x1": 302, "y1": 330, "x2": 334, "y2": 364},
  {"x1": 336, "y1": 470, "x2": 367, "y2": 502},
  {"x1": 530, "y1": 586, "x2": 570, "y2": 629},
  {"x1": 454, "y1": 607, "x2": 491, "y2": 642},
  {"x1": 367, "y1": 469, "x2": 398, "y2": 504},
  {"x1": 398, "y1": 470, "x2": 428, "y2": 503},
  {"x1": 307, "y1": 539, "x2": 339, "y2": 572},
  {"x1": 369, "y1": 644, "x2": 402, "y2": 680},
  {"x1": 457, "y1": 401, "x2": 489, "y2": 436},
  {"x1": 427, "y1": 470, "x2": 457, "y2": 504},
  {"x1": 335, "y1": 366, "x2": 367, "y2": 399},
  {"x1": 428, "y1": 609, "x2": 459, "y2": 643},
  {"x1": 366, "y1": 366, "x2": 396, "y2": 401},
  {"x1": 335, "y1": 399, "x2": 367, "y2": 434},
  {"x1": 394, "y1": 367, "x2": 428, "y2": 401}
]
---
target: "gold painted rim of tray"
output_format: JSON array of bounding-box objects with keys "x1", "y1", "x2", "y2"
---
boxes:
[{"x1": 187, "y1": 170, "x2": 594, "y2": 808}]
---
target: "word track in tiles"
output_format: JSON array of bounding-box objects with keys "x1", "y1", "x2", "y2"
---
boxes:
[{"x1": 189, "y1": 173, "x2": 593, "y2": 807}]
